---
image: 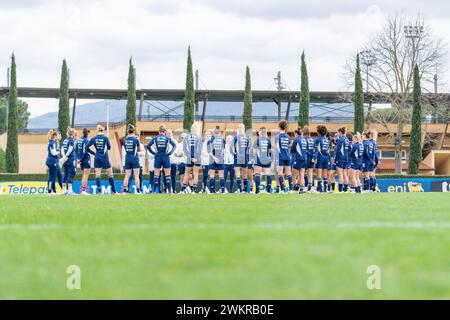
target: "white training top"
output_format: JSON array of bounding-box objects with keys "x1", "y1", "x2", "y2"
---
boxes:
[
  {"x1": 146, "y1": 149, "x2": 155, "y2": 172},
  {"x1": 138, "y1": 143, "x2": 146, "y2": 167},
  {"x1": 170, "y1": 140, "x2": 186, "y2": 164},
  {"x1": 224, "y1": 143, "x2": 234, "y2": 165},
  {"x1": 201, "y1": 142, "x2": 210, "y2": 166}
]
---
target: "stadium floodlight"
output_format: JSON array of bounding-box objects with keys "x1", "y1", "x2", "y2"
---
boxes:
[
  {"x1": 360, "y1": 50, "x2": 376, "y2": 93},
  {"x1": 360, "y1": 49, "x2": 376, "y2": 125},
  {"x1": 404, "y1": 25, "x2": 423, "y2": 39}
]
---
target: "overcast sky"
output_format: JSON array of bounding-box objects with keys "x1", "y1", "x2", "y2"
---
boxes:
[{"x1": 1, "y1": 0, "x2": 449, "y2": 117}]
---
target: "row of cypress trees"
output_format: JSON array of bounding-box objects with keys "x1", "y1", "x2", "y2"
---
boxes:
[{"x1": 3, "y1": 51, "x2": 423, "y2": 174}]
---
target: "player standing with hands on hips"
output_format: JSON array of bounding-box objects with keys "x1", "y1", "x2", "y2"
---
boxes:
[
  {"x1": 61, "y1": 127, "x2": 78, "y2": 195},
  {"x1": 86, "y1": 125, "x2": 118, "y2": 195},
  {"x1": 275, "y1": 120, "x2": 293, "y2": 193},
  {"x1": 122, "y1": 124, "x2": 142, "y2": 194}
]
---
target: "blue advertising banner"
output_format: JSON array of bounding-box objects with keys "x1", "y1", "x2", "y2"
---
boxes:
[{"x1": 1, "y1": 178, "x2": 450, "y2": 195}]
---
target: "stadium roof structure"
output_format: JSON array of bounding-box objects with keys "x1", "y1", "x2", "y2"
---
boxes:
[
  {"x1": 5, "y1": 86, "x2": 448, "y2": 103},
  {"x1": 2, "y1": 87, "x2": 449, "y2": 128},
  {"x1": 2, "y1": 86, "x2": 450, "y2": 104}
]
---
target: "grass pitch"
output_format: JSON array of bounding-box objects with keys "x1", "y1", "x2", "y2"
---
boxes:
[{"x1": 0, "y1": 193, "x2": 449, "y2": 299}]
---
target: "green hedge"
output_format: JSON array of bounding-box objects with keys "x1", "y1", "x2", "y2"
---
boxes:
[
  {"x1": 0, "y1": 173, "x2": 133, "y2": 181},
  {"x1": 0, "y1": 148, "x2": 5, "y2": 173},
  {"x1": 0, "y1": 173, "x2": 449, "y2": 182}
]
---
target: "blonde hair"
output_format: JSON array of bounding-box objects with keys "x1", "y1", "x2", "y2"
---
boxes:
[
  {"x1": 97, "y1": 124, "x2": 105, "y2": 132},
  {"x1": 67, "y1": 126, "x2": 76, "y2": 137},
  {"x1": 238, "y1": 123, "x2": 245, "y2": 135},
  {"x1": 191, "y1": 122, "x2": 200, "y2": 136},
  {"x1": 47, "y1": 129, "x2": 57, "y2": 141},
  {"x1": 371, "y1": 129, "x2": 378, "y2": 141},
  {"x1": 302, "y1": 125, "x2": 310, "y2": 136}
]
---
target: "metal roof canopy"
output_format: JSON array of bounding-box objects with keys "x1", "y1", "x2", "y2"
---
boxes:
[{"x1": 3, "y1": 86, "x2": 442, "y2": 104}]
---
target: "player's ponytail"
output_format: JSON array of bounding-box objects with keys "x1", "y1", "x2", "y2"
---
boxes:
[
  {"x1": 259, "y1": 126, "x2": 267, "y2": 137},
  {"x1": 191, "y1": 122, "x2": 200, "y2": 136},
  {"x1": 303, "y1": 125, "x2": 310, "y2": 136},
  {"x1": 317, "y1": 125, "x2": 327, "y2": 137},
  {"x1": 67, "y1": 126, "x2": 76, "y2": 137},
  {"x1": 370, "y1": 129, "x2": 378, "y2": 141},
  {"x1": 127, "y1": 124, "x2": 135, "y2": 134},
  {"x1": 278, "y1": 120, "x2": 288, "y2": 131},
  {"x1": 97, "y1": 125, "x2": 105, "y2": 132},
  {"x1": 355, "y1": 132, "x2": 362, "y2": 143},
  {"x1": 47, "y1": 129, "x2": 57, "y2": 141},
  {"x1": 338, "y1": 126, "x2": 346, "y2": 135},
  {"x1": 238, "y1": 123, "x2": 245, "y2": 135},
  {"x1": 82, "y1": 128, "x2": 90, "y2": 138}
]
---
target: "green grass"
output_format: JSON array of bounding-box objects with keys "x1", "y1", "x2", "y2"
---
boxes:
[{"x1": 0, "y1": 193, "x2": 449, "y2": 299}]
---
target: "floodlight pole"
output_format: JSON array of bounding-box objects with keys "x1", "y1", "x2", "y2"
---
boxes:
[
  {"x1": 274, "y1": 71, "x2": 285, "y2": 121},
  {"x1": 105, "y1": 99, "x2": 110, "y2": 137},
  {"x1": 360, "y1": 50, "x2": 376, "y2": 127},
  {"x1": 195, "y1": 69, "x2": 199, "y2": 114}
]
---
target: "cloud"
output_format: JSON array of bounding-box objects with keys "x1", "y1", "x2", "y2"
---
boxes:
[{"x1": 194, "y1": 0, "x2": 450, "y2": 19}]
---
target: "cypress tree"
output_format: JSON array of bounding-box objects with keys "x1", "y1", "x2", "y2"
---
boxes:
[
  {"x1": 183, "y1": 46, "x2": 195, "y2": 131},
  {"x1": 125, "y1": 57, "x2": 137, "y2": 133},
  {"x1": 5, "y1": 53, "x2": 19, "y2": 173},
  {"x1": 299, "y1": 51, "x2": 310, "y2": 127},
  {"x1": 408, "y1": 64, "x2": 422, "y2": 174},
  {"x1": 354, "y1": 53, "x2": 364, "y2": 133},
  {"x1": 58, "y1": 59, "x2": 70, "y2": 141},
  {"x1": 243, "y1": 66, "x2": 253, "y2": 131}
]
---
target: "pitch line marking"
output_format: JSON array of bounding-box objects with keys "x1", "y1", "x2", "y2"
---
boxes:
[{"x1": 0, "y1": 221, "x2": 450, "y2": 230}]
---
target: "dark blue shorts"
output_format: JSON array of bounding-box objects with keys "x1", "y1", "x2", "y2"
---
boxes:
[
  {"x1": 316, "y1": 156, "x2": 331, "y2": 170},
  {"x1": 293, "y1": 160, "x2": 307, "y2": 170},
  {"x1": 94, "y1": 157, "x2": 111, "y2": 170},
  {"x1": 362, "y1": 162, "x2": 375, "y2": 172},
  {"x1": 154, "y1": 156, "x2": 171, "y2": 169},
  {"x1": 234, "y1": 156, "x2": 249, "y2": 168},
  {"x1": 46, "y1": 158, "x2": 58, "y2": 167},
  {"x1": 177, "y1": 163, "x2": 186, "y2": 175},
  {"x1": 79, "y1": 158, "x2": 91, "y2": 170},
  {"x1": 256, "y1": 159, "x2": 271, "y2": 168},
  {"x1": 306, "y1": 158, "x2": 315, "y2": 169},
  {"x1": 278, "y1": 158, "x2": 291, "y2": 167},
  {"x1": 124, "y1": 157, "x2": 140, "y2": 170},
  {"x1": 336, "y1": 160, "x2": 348, "y2": 169},
  {"x1": 209, "y1": 162, "x2": 225, "y2": 171},
  {"x1": 185, "y1": 160, "x2": 200, "y2": 168}
]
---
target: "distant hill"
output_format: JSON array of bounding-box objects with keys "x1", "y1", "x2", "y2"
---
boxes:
[{"x1": 27, "y1": 100, "x2": 354, "y2": 129}]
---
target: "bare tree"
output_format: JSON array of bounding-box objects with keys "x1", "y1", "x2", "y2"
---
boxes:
[{"x1": 344, "y1": 14, "x2": 446, "y2": 173}]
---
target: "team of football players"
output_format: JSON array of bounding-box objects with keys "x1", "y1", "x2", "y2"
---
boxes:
[{"x1": 45, "y1": 121, "x2": 378, "y2": 195}]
